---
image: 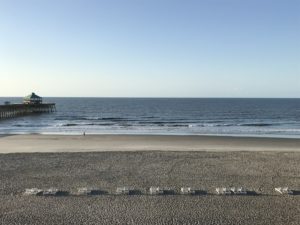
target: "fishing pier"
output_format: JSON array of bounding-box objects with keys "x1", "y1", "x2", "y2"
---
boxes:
[{"x1": 0, "y1": 93, "x2": 56, "y2": 120}]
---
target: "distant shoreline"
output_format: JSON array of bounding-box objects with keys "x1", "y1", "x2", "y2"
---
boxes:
[{"x1": 0, "y1": 134, "x2": 300, "y2": 153}]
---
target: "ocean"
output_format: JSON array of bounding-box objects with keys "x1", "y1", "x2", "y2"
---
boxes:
[{"x1": 0, "y1": 98, "x2": 300, "y2": 137}]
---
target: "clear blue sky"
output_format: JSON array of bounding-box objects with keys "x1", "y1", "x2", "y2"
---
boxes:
[{"x1": 0, "y1": 0, "x2": 299, "y2": 97}]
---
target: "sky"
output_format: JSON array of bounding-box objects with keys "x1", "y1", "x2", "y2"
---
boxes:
[{"x1": 0, "y1": 0, "x2": 299, "y2": 97}]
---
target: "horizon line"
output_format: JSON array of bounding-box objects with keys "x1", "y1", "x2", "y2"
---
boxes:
[{"x1": 1, "y1": 96, "x2": 300, "y2": 99}]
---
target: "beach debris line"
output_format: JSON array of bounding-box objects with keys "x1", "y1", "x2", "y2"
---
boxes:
[
  {"x1": 149, "y1": 187, "x2": 164, "y2": 195},
  {"x1": 23, "y1": 186, "x2": 298, "y2": 197},
  {"x1": 274, "y1": 187, "x2": 294, "y2": 195},
  {"x1": 149, "y1": 187, "x2": 175, "y2": 195},
  {"x1": 180, "y1": 187, "x2": 207, "y2": 195},
  {"x1": 43, "y1": 188, "x2": 69, "y2": 196},
  {"x1": 216, "y1": 188, "x2": 232, "y2": 195},
  {"x1": 24, "y1": 188, "x2": 43, "y2": 196},
  {"x1": 77, "y1": 187, "x2": 103, "y2": 196},
  {"x1": 180, "y1": 187, "x2": 196, "y2": 195},
  {"x1": 116, "y1": 187, "x2": 141, "y2": 195},
  {"x1": 23, "y1": 188, "x2": 68, "y2": 196},
  {"x1": 116, "y1": 187, "x2": 134, "y2": 195},
  {"x1": 43, "y1": 188, "x2": 60, "y2": 196},
  {"x1": 216, "y1": 187, "x2": 248, "y2": 195},
  {"x1": 230, "y1": 187, "x2": 247, "y2": 195}
]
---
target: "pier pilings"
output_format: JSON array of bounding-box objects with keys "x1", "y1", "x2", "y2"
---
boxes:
[{"x1": 0, "y1": 104, "x2": 56, "y2": 120}]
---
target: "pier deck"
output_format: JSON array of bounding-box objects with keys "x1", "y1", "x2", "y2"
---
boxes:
[{"x1": 0, "y1": 103, "x2": 56, "y2": 120}]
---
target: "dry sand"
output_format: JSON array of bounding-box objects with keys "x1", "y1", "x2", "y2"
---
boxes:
[{"x1": 0, "y1": 134, "x2": 300, "y2": 225}]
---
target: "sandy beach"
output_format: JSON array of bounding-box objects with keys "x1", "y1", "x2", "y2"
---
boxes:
[
  {"x1": 0, "y1": 134, "x2": 300, "y2": 224},
  {"x1": 0, "y1": 134, "x2": 300, "y2": 153}
]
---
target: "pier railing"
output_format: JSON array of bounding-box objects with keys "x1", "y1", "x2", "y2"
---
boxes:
[{"x1": 0, "y1": 103, "x2": 56, "y2": 120}]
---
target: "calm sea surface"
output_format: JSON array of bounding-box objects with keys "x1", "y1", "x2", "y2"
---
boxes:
[{"x1": 1, "y1": 98, "x2": 300, "y2": 137}]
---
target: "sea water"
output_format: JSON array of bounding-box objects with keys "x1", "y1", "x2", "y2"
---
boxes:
[{"x1": 0, "y1": 98, "x2": 300, "y2": 137}]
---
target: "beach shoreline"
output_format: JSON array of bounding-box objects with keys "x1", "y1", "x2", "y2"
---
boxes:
[{"x1": 0, "y1": 134, "x2": 299, "y2": 153}]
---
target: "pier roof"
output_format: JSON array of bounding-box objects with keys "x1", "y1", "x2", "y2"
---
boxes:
[
  {"x1": 23, "y1": 92, "x2": 42, "y2": 104},
  {"x1": 24, "y1": 92, "x2": 42, "y2": 100}
]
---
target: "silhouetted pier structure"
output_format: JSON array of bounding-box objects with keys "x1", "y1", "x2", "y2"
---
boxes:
[{"x1": 0, "y1": 92, "x2": 56, "y2": 120}]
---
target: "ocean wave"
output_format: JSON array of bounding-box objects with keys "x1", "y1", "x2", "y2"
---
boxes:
[
  {"x1": 13, "y1": 124, "x2": 45, "y2": 127},
  {"x1": 60, "y1": 122, "x2": 192, "y2": 128},
  {"x1": 58, "y1": 121, "x2": 278, "y2": 128},
  {"x1": 55, "y1": 116, "x2": 89, "y2": 121},
  {"x1": 100, "y1": 117, "x2": 125, "y2": 121},
  {"x1": 62, "y1": 122, "x2": 117, "y2": 127},
  {"x1": 62, "y1": 123, "x2": 78, "y2": 127},
  {"x1": 188, "y1": 123, "x2": 233, "y2": 128},
  {"x1": 239, "y1": 123, "x2": 274, "y2": 127},
  {"x1": 99, "y1": 117, "x2": 137, "y2": 122},
  {"x1": 56, "y1": 116, "x2": 137, "y2": 122},
  {"x1": 140, "y1": 116, "x2": 158, "y2": 119}
]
